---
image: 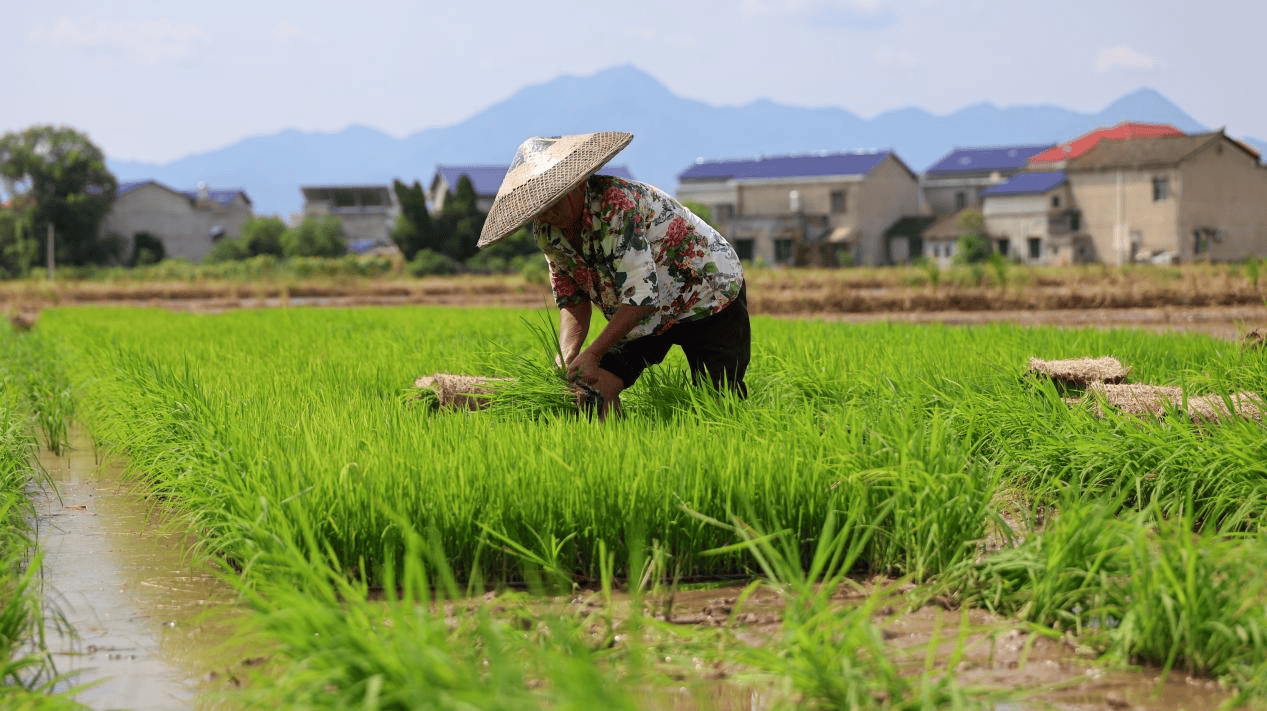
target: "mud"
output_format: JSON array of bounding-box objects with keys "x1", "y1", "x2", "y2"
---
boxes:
[
  {"x1": 33, "y1": 428, "x2": 235, "y2": 710},
  {"x1": 565, "y1": 584, "x2": 1238, "y2": 711}
]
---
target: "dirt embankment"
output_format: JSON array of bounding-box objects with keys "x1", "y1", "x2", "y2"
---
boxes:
[{"x1": 4, "y1": 268, "x2": 1266, "y2": 339}]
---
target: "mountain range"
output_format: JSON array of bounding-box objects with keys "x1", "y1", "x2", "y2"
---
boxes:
[{"x1": 107, "y1": 65, "x2": 1265, "y2": 219}]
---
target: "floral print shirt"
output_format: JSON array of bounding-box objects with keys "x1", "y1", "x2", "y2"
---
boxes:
[{"x1": 534, "y1": 175, "x2": 745, "y2": 341}]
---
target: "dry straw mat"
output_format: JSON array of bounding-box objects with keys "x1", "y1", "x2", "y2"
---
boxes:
[
  {"x1": 477, "y1": 131, "x2": 634, "y2": 248},
  {"x1": 1027, "y1": 356, "x2": 1130, "y2": 386},
  {"x1": 414, "y1": 373, "x2": 511, "y2": 411},
  {"x1": 1084, "y1": 383, "x2": 1264, "y2": 423}
]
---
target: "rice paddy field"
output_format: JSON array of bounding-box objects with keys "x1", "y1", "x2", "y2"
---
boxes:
[{"x1": 4, "y1": 302, "x2": 1267, "y2": 710}]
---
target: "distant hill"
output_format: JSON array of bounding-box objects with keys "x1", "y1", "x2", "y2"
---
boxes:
[{"x1": 109, "y1": 65, "x2": 1230, "y2": 219}]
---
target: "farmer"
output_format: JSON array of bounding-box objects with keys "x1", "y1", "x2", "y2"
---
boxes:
[{"x1": 477, "y1": 131, "x2": 750, "y2": 415}]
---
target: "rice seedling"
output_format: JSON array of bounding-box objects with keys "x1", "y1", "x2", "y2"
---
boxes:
[
  {"x1": 0, "y1": 333, "x2": 80, "y2": 710},
  {"x1": 14, "y1": 303, "x2": 1267, "y2": 705}
]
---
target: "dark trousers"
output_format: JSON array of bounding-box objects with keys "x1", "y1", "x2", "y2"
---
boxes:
[{"x1": 599, "y1": 285, "x2": 750, "y2": 397}]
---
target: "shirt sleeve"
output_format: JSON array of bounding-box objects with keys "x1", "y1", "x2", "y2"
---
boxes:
[{"x1": 544, "y1": 252, "x2": 586, "y2": 308}]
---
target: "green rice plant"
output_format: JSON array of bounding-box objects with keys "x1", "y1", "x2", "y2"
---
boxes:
[
  {"x1": 944, "y1": 494, "x2": 1267, "y2": 704},
  {"x1": 1116, "y1": 513, "x2": 1267, "y2": 695},
  {"x1": 223, "y1": 508, "x2": 653, "y2": 711},
  {"x1": 695, "y1": 508, "x2": 996, "y2": 710},
  {"x1": 0, "y1": 341, "x2": 80, "y2": 708}
]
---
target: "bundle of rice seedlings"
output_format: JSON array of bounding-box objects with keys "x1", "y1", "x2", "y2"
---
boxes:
[
  {"x1": 1026, "y1": 356, "x2": 1130, "y2": 386},
  {"x1": 413, "y1": 373, "x2": 512, "y2": 411},
  {"x1": 1084, "y1": 383, "x2": 1264, "y2": 422}
]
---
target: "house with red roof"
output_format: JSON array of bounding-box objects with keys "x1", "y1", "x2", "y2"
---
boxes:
[
  {"x1": 1028, "y1": 122, "x2": 1185, "y2": 169},
  {"x1": 676, "y1": 150, "x2": 919, "y2": 266},
  {"x1": 1065, "y1": 130, "x2": 1267, "y2": 264}
]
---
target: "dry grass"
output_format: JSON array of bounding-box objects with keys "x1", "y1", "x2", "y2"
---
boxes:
[{"x1": 2, "y1": 263, "x2": 1265, "y2": 316}]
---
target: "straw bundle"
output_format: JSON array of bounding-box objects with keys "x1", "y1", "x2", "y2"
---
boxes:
[
  {"x1": 8, "y1": 310, "x2": 38, "y2": 333},
  {"x1": 414, "y1": 373, "x2": 512, "y2": 411},
  {"x1": 1027, "y1": 356, "x2": 1130, "y2": 386},
  {"x1": 1244, "y1": 328, "x2": 1265, "y2": 350},
  {"x1": 1085, "y1": 382, "x2": 1264, "y2": 422}
]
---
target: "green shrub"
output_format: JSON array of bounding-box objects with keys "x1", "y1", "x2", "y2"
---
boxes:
[{"x1": 408, "y1": 249, "x2": 461, "y2": 277}]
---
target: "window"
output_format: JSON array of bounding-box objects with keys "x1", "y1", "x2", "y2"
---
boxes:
[
  {"x1": 1027, "y1": 237, "x2": 1042, "y2": 261},
  {"x1": 733, "y1": 238, "x2": 754, "y2": 262},
  {"x1": 997, "y1": 238, "x2": 1010, "y2": 256},
  {"x1": 1070, "y1": 210, "x2": 1081, "y2": 232},
  {"x1": 1051, "y1": 195, "x2": 1061, "y2": 208},
  {"x1": 955, "y1": 191, "x2": 967, "y2": 210},
  {"x1": 775, "y1": 239, "x2": 795, "y2": 264},
  {"x1": 715, "y1": 203, "x2": 735, "y2": 221},
  {"x1": 1152, "y1": 176, "x2": 1170, "y2": 201},
  {"x1": 830, "y1": 190, "x2": 847, "y2": 214}
]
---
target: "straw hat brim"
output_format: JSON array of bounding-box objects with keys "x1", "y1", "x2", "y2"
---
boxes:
[{"x1": 477, "y1": 131, "x2": 633, "y2": 248}]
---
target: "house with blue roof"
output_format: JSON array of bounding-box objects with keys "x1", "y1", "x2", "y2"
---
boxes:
[
  {"x1": 102, "y1": 180, "x2": 253, "y2": 263},
  {"x1": 979, "y1": 170, "x2": 1087, "y2": 265},
  {"x1": 428, "y1": 164, "x2": 634, "y2": 216},
  {"x1": 675, "y1": 150, "x2": 920, "y2": 266},
  {"x1": 922, "y1": 144, "x2": 1053, "y2": 216}
]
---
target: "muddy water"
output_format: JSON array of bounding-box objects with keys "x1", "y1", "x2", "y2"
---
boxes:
[{"x1": 33, "y1": 428, "x2": 236, "y2": 710}]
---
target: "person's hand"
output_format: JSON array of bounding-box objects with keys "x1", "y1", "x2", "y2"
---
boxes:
[
  {"x1": 588, "y1": 368, "x2": 624, "y2": 403},
  {"x1": 566, "y1": 350, "x2": 603, "y2": 386}
]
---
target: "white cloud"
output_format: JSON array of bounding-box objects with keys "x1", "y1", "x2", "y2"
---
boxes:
[
  {"x1": 28, "y1": 17, "x2": 204, "y2": 64},
  {"x1": 1096, "y1": 44, "x2": 1164, "y2": 72}
]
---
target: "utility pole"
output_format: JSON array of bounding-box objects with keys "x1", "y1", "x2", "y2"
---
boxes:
[{"x1": 46, "y1": 223, "x2": 54, "y2": 279}]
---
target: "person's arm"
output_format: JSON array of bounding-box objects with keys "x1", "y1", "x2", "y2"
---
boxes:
[
  {"x1": 566, "y1": 303, "x2": 655, "y2": 385},
  {"x1": 557, "y1": 301, "x2": 591, "y2": 367}
]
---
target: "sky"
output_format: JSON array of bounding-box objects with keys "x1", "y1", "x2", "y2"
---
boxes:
[{"x1": 5, "y1": 0, "x2": 1265, "y2": 165}]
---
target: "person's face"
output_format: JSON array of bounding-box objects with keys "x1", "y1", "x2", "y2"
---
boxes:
[{"x1": 536, "y1": 185, "x2": 583, "y2": 229}]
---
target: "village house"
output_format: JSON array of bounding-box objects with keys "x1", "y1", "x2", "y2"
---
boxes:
[
  {"x1": 1028, "y1": 122, "x2": 1184, "y2": 169},
  {"x1": 919, "y1": 210, "x2": 974, "y2": 267},
  {"x1": 883, "y1": 215, "x2": 937, "y2": 265},
  {"x1": 102, "y1": 180, "x2": 253, "y2": 263},
  {"x1": 1065, "y1": 130, "x2": 1267, "y2": 265},
  {"x1": 299, "y1": 184, "x2": 399, "y2": 246},
  {"x1": 675, "y1": 151, "x2": 920, "y2": 266},
  {"x1": 980, "y1": 171, "x2": 1087, "y2": 265},
  {"x1": 921, "y1": 144, "x2": 1052, "y2": 216},
  {"x1": 428, "y1": 164, "x2": 634, "y2": 216}
]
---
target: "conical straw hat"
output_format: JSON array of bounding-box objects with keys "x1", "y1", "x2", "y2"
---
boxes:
[{"x1": 477, "y1": 131, "x2": 633, "y2": 248}]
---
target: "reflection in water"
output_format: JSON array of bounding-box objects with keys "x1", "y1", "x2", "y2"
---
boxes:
[{"x1": 34, "y1": 428, "x2": 236, "y2": 711}]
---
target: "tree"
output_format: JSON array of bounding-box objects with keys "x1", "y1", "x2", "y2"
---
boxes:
[
  {"x1": 680, "y1": 200, "x2": 716, "y2": 228},
  {"x1": 0, "y1": 200, "x2": 38, "y2": 277},
  {"x1": 432, "y1": 175, "x2": 485, "y2": 263},
  {"x1": 391, "y1": 179, "x2": 434, "y2": 260},
  {"x1": 953, "y1": 209, "x2": 993, "y2": 264},
  {"x1": 128, "y1": 231, "x2": 166, "y2": 266},
  {"x1": 240, "y1": 215, "x2": 287, "y2": 257},
  {"x1": 0, "y1": 125, "x2": 120, "y2": 266},
  {"x1": 282, "y1": 215, "x2": 346, "y2": 258}
]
